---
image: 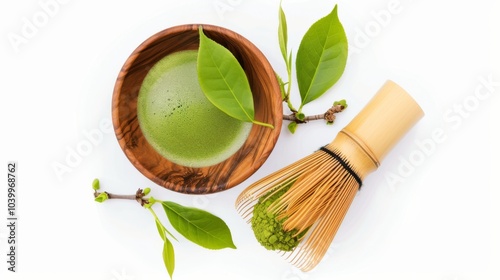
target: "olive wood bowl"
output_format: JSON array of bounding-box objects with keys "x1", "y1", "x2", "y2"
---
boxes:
[{"x1": 112, "y1": 24, "x2": 282, "y2": 194}]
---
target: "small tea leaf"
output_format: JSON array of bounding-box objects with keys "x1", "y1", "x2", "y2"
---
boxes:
[
  {"x1": 288, "y1": 122, "x2": 297, "y2": 134},
  {"x1": 162, "y1": 237, "x2": 175, "y2": 279},
  {"x1": 162, "y1": 201, "x2": 237, "y2": 250},
  {"x1": 155, "y1": 219, "x2": 166, "y2": 241},
  {"x1": 278, "y1": 1, "x2": 288, "y2": 62},
  {"x1": 276, "y1": 73, "x2": 286, "y2": 100},
  {"x1": 296, "y1": 5, "x2": 348, "y2": 108}
]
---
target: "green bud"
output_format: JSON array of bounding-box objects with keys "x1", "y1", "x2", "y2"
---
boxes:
[
  {"x1": 288, "y1": 122, "x2": 297, "y2": 134},
  {"x1": 92, "y1": 178, "x2": 100, "y2": 191},
  {"x1": 333, "y1": 99, "x2": 348, "y2": 109},
  {"x1": 296, "y1": 112, "x2": 305, "y2": 121},
  {"x1": 143, "y1": 187, "x2": 151, "y2": 195},
  {"x1": 144, "y1": 196, "x2": 156, "y2": 208},
  {"x1": 94, "y1": 192, "x2": 109, "y2": 203}
]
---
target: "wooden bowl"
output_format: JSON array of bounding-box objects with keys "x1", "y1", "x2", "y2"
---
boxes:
[{"x1": 112, "y1": 24, "x2": 282, "y2": 194}]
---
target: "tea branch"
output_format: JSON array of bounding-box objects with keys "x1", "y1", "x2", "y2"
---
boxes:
[
  {"x1": 93, "y1": 179, "x2": 151, "y2": 206},
  {"x1": 282, "y1": 102, "x2": 346, "y2": 124},
  {"x1": 277, "y1": 3, "x2": 348, "y2": 133},
  {"x1": 93, "y1": 188, "x2": 150, "y2": 206}
]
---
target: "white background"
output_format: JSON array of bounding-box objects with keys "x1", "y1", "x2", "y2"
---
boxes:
[{"x1": 1, "y1": 0, "x2": 499, "y2": 279}]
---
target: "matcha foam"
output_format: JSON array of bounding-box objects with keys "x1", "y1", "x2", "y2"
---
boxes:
[{"x1": 137, "y1": 50, "x2": 252, "y2": 167}]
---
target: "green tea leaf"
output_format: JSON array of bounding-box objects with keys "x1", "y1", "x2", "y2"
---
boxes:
[
  {"x1": 288, "y1": 122, "x2": 297, "y2": 134},
  {"x1": 161, "y1": 201, "x2": 237, "y2": 250},
  {"x1": 197, "y1": 27, "x2": 254, "y2": 123},
  {"x1": 162, "y1": 237, "x2": 175, "y2": 279},
  {"x1": 278, "y1": 1, "x2": 288, "y2": 62},
  {"x1": 155, "y1": 219, "x2": 166, "y2": 241},
  {"x1": 296, "y1": 5, "x2": 348, "y2": 108},
  {"x1": 197, "y1": 27, "x2": 273, "y2": 128},
  {"x1": 149, "y1": 207, "x2": 178, "y2": 241},
  {"x1": 276, "y1": 72, "x2": 286, "y2": 100}
]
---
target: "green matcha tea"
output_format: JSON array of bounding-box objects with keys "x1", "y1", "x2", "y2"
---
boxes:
[{"x1": 137, "y1": 50, "x2": 252, "y2": 167}]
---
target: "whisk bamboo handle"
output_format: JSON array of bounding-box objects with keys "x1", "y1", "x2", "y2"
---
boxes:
[{"x1": 329, "y1": 80, "x2": 424, "y2": 180}]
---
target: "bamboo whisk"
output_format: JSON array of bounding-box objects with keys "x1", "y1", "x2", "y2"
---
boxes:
[{"x1": 235, "y1": 80, "x2": 424, "y2": 271}]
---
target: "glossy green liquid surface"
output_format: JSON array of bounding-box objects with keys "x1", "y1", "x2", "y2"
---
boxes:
[{"x1": 137, "y1": 50, "x2": 252, "y2": 167}]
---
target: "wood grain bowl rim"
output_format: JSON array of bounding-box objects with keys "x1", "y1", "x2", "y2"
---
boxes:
[{"x1": 112, "y1": 24, "x2": 282, "y2": 194}]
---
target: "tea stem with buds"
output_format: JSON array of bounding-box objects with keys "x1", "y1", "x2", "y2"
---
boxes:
[
  {"x1": 93, "y1": 187, "x2": 151, "y2": 206},
  {"x1": 283, "y1": 102, "x2": 346, "y2": 124}
]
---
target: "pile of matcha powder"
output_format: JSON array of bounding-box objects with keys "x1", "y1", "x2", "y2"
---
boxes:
[{"x1": 251, "y1": 186, "x2": 303, "y2": 251}]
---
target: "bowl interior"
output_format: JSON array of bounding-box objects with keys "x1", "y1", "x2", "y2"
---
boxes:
[{"x1": 112, "y1": 24, "x2": 282, "y2": 194}]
